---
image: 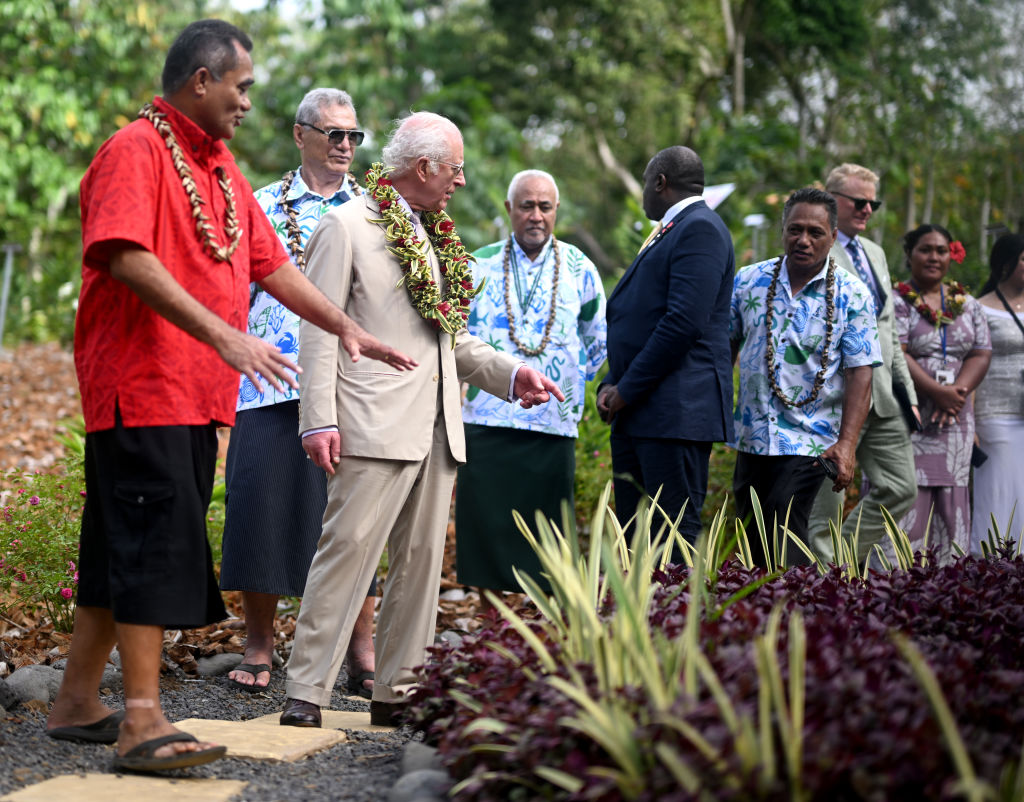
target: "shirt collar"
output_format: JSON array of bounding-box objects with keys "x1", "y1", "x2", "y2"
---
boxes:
[
  {"x1": 779, "y1": 255, "x2": 830, "y2": 296},
  {"x1": 286, "y1": 168, "x2": 357, "y2": 203},
  {"x1": 152, "y1": 96, "x2": 228, "y2": 165},
  {"x1": 510, "y1": 234, "x2": 553, "y2": 268},
  {"x1": 837, "y1": 229, "x2": 858, "y2": 249},
  {"x1": 659, "y1": 195, "x2": 703, "y2": 227}
]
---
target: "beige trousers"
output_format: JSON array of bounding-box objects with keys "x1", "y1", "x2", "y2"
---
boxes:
[{"x1": 285, "y1": 408, "x2": 457, "y2": 706}]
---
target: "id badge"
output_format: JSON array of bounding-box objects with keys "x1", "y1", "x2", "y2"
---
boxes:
[{"x1": 935, "y1": 368, "x2": 955, "y2": 385}]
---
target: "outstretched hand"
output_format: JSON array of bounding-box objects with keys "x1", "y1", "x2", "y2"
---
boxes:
[
  {"x1": 217, "y1": 329, "x2": 301, "y2": 397},
  {"x1": 338, "y1": 320, "x2": 418, "y2": 370},
  {"x1": 514, "y1": 366, "x2": 565, "y2": 408}
]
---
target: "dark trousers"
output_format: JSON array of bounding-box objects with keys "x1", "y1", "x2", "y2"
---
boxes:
[
  {"x1": 733, "y1": 452, "x2": 824, "y2": 568},
  {"x1": 77, "y1": 408, "x2": 226, "y2": 628},
  {"x1": 610, "y1": 432, "x2": 712, "y2": 559}
]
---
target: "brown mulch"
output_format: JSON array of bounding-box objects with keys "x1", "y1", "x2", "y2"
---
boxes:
[{"x1": 0, "y1": 342, "x2": 513, "y2": 677}]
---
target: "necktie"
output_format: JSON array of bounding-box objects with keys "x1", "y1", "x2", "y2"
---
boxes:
[
  {"x1": 638, "y1": 222, "x2": 663, "y2": 254},
  {"x1": 847, "y1": 238, "x2": 881, "y2": 314}
]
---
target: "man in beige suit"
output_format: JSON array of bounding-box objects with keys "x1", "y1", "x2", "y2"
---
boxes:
[
  {"x1": 807, "y1": 163, "x2": 918, "y2": 564},
  {"x1": 280, "y1": 112, "x2": 563, "y2": 728}
]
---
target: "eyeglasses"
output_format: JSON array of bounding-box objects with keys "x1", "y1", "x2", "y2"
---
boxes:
[
  {"x1": 436, "y1": 159, "x2": 464, "y2": 177},
  {"x1": 299, "y1": 123, "x2": 365, "y2": 146},
  {"x1": 833, "y1": 191, "x2": 882, "y2": 212}
]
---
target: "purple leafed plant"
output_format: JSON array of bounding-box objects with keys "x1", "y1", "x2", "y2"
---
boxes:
[{"x1": 406, "y1": 549, "x2": 1024, "y2": 801}]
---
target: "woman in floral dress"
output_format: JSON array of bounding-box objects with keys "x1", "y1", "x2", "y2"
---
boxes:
[{"x1": 893, "y1": 224, "x2": 991, "y2": 561}]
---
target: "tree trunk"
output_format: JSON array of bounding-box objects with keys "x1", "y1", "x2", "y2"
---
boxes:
[
  {"x1": 921, "y1": 160, "x2": 934, "y2": 223},
  {"x1": 905, "y1": 166, "x2": 916, "y2": 233}
]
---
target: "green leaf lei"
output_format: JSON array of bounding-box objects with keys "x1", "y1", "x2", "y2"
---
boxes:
[{"x1": 364, "y1": 162, "x2": 483, "y2": 347}]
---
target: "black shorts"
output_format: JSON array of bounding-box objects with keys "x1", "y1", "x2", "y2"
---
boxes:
[{"x1": 76, "y1": 410, "x2": 227, "y2": 628}]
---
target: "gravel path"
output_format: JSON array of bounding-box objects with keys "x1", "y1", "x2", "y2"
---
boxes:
[{"x1": 0, "y1": 667, "x2": 414, "y2": 801}]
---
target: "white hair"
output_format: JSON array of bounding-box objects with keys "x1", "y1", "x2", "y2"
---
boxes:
[
  {"x1": 295, "y1": 88, "x2": 357, "y2": 126},
  {"x1": 381, "y1": 112, "x2": 461, "y2": 176},
  {"x1": 506, "y1": 169, "x2": 559, "y2": 204}
]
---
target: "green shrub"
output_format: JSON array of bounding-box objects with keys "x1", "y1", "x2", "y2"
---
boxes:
[
  {"x1": 1, "y1": 456, "x2": 86, "y2": 633},
  {"x1": 573, "y1": 378, "x2": 613, "y2": 529}
]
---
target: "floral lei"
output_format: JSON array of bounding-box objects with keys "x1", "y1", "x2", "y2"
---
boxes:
[
  {"x1": 364, "y1": 162, "x2": 481, "y2": 346},
  {"x1": 894, "y1": 280, "x2": 968, "y2": 327}
]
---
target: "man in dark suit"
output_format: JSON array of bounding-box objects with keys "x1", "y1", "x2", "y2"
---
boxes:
[{"x1": 597, "y1": 146, "x2": 735, "y2": 548}]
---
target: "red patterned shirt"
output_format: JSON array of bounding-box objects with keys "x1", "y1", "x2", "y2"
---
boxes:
[{"x1": 74, "y1": 97, "x2": 287, "y2": 432}]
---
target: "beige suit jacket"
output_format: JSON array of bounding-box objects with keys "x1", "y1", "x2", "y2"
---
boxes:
[
  {"x1": 830, "y1": 236, "x2": 916, "y2": 417},
  {"x1": 298, "y1": 195, "x2": 520, "y2": 462}
]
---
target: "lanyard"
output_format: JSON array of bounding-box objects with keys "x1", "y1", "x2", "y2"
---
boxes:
[
  {"x1": 911, "y1": 279, "x2": 949, "y2": 365},
  {"x1": 939, "y1": 284, "x2": 948, "y2": 365},
  {"x1": 509, "y1": 244, "x2": 549, "y2": 313}
]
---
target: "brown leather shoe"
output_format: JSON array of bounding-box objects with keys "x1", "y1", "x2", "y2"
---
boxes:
[
  {"x1": 369, "y1": 700, "x2": 407, "y2": 727},
  {"x1": 280, "y1": 697, "x2": 321, "y2": 728}
]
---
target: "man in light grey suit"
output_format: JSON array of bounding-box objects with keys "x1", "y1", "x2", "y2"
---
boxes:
[
  {"x1": 807, "y1": 163, "x2": 918, "y2": 563},
  {"x1": 280, "y1": 112, "x2": 563, "y2": 728}
]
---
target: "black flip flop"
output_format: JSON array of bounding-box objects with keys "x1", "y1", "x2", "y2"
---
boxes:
[
  {"x1": 112, "y1": 732, "x2": 226, "y2": 773},
  {"x1": 228, "y1": 662, "x2": 272, "y2": 692},
  {"x1": 47, "y1": 710, "x2": 125, "y2": 744},
  {"x1": 345, "y1": 670, "x2": 374, "y2": 699}
]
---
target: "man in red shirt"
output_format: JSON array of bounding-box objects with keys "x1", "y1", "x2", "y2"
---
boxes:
[{"x1": 44, "y1": 19, "x2": 413, "y2": 773}]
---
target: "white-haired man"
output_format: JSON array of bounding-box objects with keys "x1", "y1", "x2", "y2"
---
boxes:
[
  {"x1": 281, "y1": 113, "x2": 564, "y2": 728},
  {"x1": 220, "y1": 88, "x2": 377, "y2": 697},
  {"x1": 455, "y1": 169, "x2": 606, "y2": 598}
]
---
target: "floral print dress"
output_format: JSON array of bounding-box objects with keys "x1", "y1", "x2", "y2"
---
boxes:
[{"x1": 894, "y1": 291, "x2": 991, "y2": 559}]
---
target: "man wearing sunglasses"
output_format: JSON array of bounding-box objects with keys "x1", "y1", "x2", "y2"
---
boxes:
[
  {"x1": 807, "y1": 163, "x2": 918, "y2": 565},
  {"x1": 220, "y1": 88, "x2": 377, "y2": 699}
]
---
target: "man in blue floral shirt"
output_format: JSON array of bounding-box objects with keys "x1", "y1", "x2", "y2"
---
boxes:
[
  {"x1": 220, "y1": 88, "x2": 376, "y2": 697},
  {"x1": 455, "y1": 169, "x2": 606, "y2": 596},
  {"x1": 730, "y1": 188, "x2": 880, "y2": 565}
]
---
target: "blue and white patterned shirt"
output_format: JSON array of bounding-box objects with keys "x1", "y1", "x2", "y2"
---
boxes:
[
  {"x1": 730, "y1": 256, "x2": 881, "y2": 456},
  {"x1": 462, "y1": 236, "x2": 607, "y2": 438},
  {"x1": 236, "y1": 168, "x2": 360, "y2": 411}
]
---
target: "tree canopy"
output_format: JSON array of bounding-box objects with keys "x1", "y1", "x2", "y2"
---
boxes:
[{"x1": 1, "y1": 0, "x2": 1022, "y2": 342}]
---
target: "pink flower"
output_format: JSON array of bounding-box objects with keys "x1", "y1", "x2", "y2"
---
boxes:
[
  {"x1": 29, "y1": 496, "x2": 40, "y2": 506},
  {"x1": 79, "y1": 490, "x2": 87, "y2": 497},
  {"x1": 73, "y1": 571, "x2": 79, "y2": 582},
  {"x1": 60, "y1": 587, "x2": 73, "y2": 600},
  {"x1": 593, "y1": 450, "x2": 600, "y2": 457},
  {"x1": 17, "y1": 571, "x2": 27, "y2": 582},
  {"x1": 67, "y1": 560, "x2": 76, "y2": 571}
]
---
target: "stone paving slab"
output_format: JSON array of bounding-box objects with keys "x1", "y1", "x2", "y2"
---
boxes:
[
  {"x1": 174, "y1": 718, "x2": 347, "y2": 761},
  {"x1": 248, "y1": 709, "x2": 396, "y2": 732},
  {"x1": 0, "y1": 773, "x2": 247, "y2": 802}
]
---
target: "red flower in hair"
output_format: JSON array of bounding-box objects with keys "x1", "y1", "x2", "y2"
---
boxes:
[{"x1": 949, "y1": 240, "x2": 966, "y2": 264}]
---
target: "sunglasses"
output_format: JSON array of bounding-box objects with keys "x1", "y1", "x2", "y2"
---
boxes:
[
  {"x1": 299, "y1": 122, "x2": 365, "y2": 146},
  {"x1": 833, "y1": 191, "x2": 882, "y2": 212}
]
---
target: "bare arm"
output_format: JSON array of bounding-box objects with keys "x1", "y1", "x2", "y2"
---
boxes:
[
  {"x1": 110, "y1": 247, "x2": 300, "y2": 396},
  {"x1": 259, "y1": 262, "x2": 416, "y2": 370},
  {"x1": 820, "y1": 365, "x2": 873, "y2": 491}
]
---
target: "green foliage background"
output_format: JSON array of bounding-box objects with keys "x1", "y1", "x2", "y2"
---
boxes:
[{"x1": 1, "y1": 0, "x2": 1023, "y2": 344}]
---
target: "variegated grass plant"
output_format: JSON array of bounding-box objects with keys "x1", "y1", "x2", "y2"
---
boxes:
[{"x1": 450, "y1": 482, "x2": 1024, "y2": 801}]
